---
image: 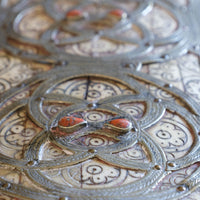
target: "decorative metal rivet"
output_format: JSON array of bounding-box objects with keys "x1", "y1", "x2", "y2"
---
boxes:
[
  {"x1": 2, "y1": 183, "x2": 11, "y2": 189},
  {"x1": 124, "y1": 63, "x2": 135, "y2": 68},
  {"x1": 87, "y1": 103, "x2": 96, "y2": 108},
  {"x1": 154, "y1": 98, "x2": 162, "y2": 103},
  {"x1": 94, "y1": 30, "x2": 103, "y2": 35},
  {"x1": 26, "y1": 160, "x2": 38, "y2": 166},
  {"x1": 164, "y1": 83, "x2": 173, "y2": 88},
  {"x1": 88, "y1": 149, "x2": 97, "y2": 153},
  {"x1": 59, "y1": 197, "x2": 68, "y2": 200},
  {"x1": 161, "y1": 54, "x2": 170, "y2": 59},
  {"x1": 57, "y1": 61, "x2": 68, "y2": 66},
  {"x1": 154, "y1": 165, "x2": 161, "y2": 170},
  {"x1": 51, "y1": 126, "x2": 57, "y2": 131},
  {"x1": 131, "y1": 127, "x2": 137, "y2": 132},
  {"x1": 168, "y1": 162, "x2": 176, "y2": 167},
  {"x1": 19, "y1": 83, "x2": 26, "y2": 88},
  {"x1": 144, "y1": 42, "x2": 151, "y2": 47},
  {"x1": 36, "y1": 97, "x2": 44, "y2": 101},
  {"x1": 177, "y1": 185, "x2": 187, "y2": 192}
]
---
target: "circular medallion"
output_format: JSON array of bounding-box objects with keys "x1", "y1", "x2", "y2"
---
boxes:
[
  {"x1": 0, "y1": 0, "x2": 193, "y2": 64},
  {"x1": 0, "y1": 63, "x2": 199, "y2": 199}
]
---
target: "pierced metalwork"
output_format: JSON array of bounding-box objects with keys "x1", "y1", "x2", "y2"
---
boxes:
[
  {"x1": 0, "y1": 0, "x2": 200, "y2": 200},
  {"x1": 0, "y1": 63, "x2": 200, "y2": 199},
  {"x1": 0, "y1": 0, "x2": 199, "y2": 64}
]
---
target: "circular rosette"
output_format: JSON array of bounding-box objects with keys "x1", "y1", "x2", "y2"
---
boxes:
[
  {"x1": 20, "y1": 65, "x2": 168, "y2": 199},
  {"x1": 0, "y1": 63, "x2": 200, "y2": 200},
  {"x1": 0, "y1": 0, "x2": 192, "y2": 63},
  {"x1": 26, "y1": 66, "x2": 167, "y2": 159},
  {"x1": 41, "y1": 0, "x2": 151, "y2": 61}
]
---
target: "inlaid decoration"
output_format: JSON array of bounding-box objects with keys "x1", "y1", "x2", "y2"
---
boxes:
[
  {"x1": 0, "y1": 0, "x2": 199, "y2": 64},
  {"x1": 0, "y1": 63, "x2": 199, "y2": 199},
  {"x1": 0, "y1": 0, "x2": 200, "y2": 200}
]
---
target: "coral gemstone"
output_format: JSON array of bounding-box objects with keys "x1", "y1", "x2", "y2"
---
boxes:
[
  {"x1": 58, "y1": 116, "x2": 85, "y2": 127},
  {"x1": 109, "y1": 9, "x2": 127, "y2": 19},
  {"x1": 66, "y1": 10, "x2": 83, "y2": 18},
  {"x1": 109, "y1": 119, "x2": 131, "y2": 129}
]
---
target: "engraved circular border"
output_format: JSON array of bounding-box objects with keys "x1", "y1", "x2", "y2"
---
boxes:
[
  {"x1": 0, "y1": 63, "x2": 200, "y2": 199},
  {"x1": 0, "y1": 0, "x2": 192, "y2": 64}
]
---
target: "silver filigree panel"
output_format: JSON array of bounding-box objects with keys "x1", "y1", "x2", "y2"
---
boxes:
[{"x1": 0, "y1": 0, "x2": 200, "y2": 200}]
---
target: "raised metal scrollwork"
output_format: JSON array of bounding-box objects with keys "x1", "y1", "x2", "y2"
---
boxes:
[
  {"x1": 0, "y1": 0, "x2": 198, "y2": 64},
  {"x1": 0, "y1": 0, "x2": 200, "y2": 200},
  {"x1": 0, "y1": 63, "x2": 199, "y2": 199}
]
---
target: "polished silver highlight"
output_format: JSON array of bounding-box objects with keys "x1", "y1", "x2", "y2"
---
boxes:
[
  {"x1": 0, "y1": 63, "x2": 199, "y2": 199},
  {"x1": 0, "y1": 0, "x2": 199, "y2": 64}
]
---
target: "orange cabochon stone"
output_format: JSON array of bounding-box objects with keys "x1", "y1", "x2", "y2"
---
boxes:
[
  {"x1": 58, "y1": 116, "x2": 85, "y2": 127},
  {"x1": 109, "y1": 119, "x2": 131, "y2": 129},
  {"x1": 66, "y1": 9, "x2": 83, "y2": 19},
  {"x1": 109, "y1": 9, "x2": 127, "y2": 19}
]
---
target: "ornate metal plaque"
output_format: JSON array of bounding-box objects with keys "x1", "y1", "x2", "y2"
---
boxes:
[{"x1": 0, "y1": 0, "x2": 200, "y2": 200}]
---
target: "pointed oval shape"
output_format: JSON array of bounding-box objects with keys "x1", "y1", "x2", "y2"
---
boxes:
[
  {"x1": 58, "y1": 116, "x2": 85, "y2": 127},
  {"x1": 109, "y1": 118, "x2": 131, "y2": 129},
  {"x1": 66, "y1": 9, "x2": 83, "y2": 20},
  {"x1": 109, "y1": 9, "x2": 127, "y2": 19}
]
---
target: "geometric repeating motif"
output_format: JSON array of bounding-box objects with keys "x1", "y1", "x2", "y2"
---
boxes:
[
  {"x1": 0, "y1": 0, "x2": 200, "y2": 200},
  {"x1": 0, "y1": 0, "x2": 199, "y2": 64},
  {"x1": 0, "y1": 63, "x2": 200, "y2": 199}
]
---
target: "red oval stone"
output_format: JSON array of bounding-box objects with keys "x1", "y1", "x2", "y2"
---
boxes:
[
  {"x1": 109, "y1": 9, "x2": 127, "y2": 19},
  {"x1": 58, "y1": 116, "x2": 85, "y2": 127},
  {"x1": 109, "y1": 119, "x2": 131, "y2": 129},
  {"x1": 66, "y1": 9, "x2": 83, "y2": 19}
]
